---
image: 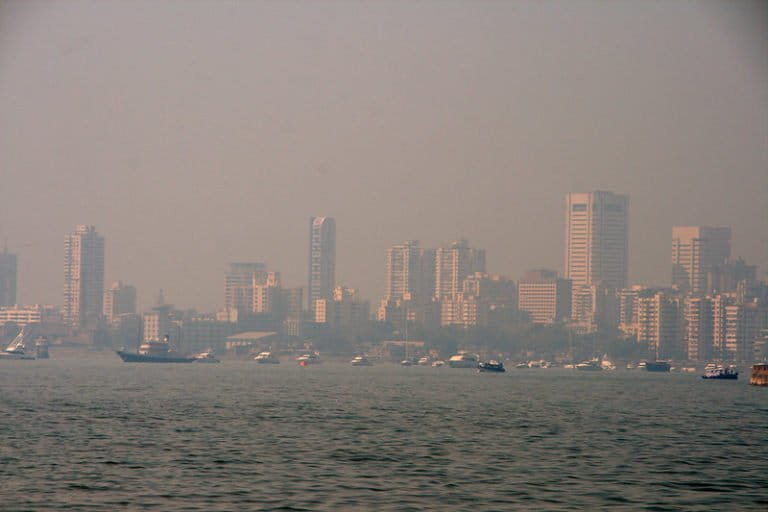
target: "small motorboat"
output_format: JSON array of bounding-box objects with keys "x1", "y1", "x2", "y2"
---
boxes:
[
  {"x1": 254, "y1": 351, "x2": 280, "y2": 364},
  {"x1": 478, "y1": 360, "x2": 506, "y2": 373},
  {"x1": 702, "y1": 363, "x2": 738, "y2": 380},
  {"x1": 193, "y1": 349, "x2": 220, "y2": 363},
  {"x1": 350, "y1": 355, "x2": 372, "y2": 366}
]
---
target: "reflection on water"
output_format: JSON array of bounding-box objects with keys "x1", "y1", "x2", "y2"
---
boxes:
[{"x1": 1, "y1": 359, "x2": 767, "y2": 511}]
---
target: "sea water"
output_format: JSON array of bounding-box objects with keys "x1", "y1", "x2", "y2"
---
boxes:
[{"x1": 1, "y1": 356, "x2": 766, "y2": 511}]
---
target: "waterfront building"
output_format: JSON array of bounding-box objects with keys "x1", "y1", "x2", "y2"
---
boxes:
[
  {"x1": 723, "y1": 300, "x2": 768, "y2": 362},
  {"x1": 103, "y1": 281, "x2": 137, "y2": 326},
  {"x1": 671, "y1": 226, "x2": 731, "y2": 294},
  {"x1": 224, "y1": 262, "x2": 267, "y2": 314},
  {"x1": 684, "y1": 296, "x2": 713, "y2": 362},
  {"x1": 314, "y1": 286, "x2": 369, "y2": 331},
  {"x1": 636, "y1": 290, "x2": 682, "y2": 361},
  {"x1": 517, "y1": 269, "x2": 571, "y2": 325},
  {"x1": 63, "y1": 225, "x2": 105, "y2": 329},
  {"x1": 618, "y1": 286, "x2": 646, "y2": 336},
  {"x1": 308, "y1": 217, "x2": 336, "y2": 315},
  {"x1": 0, "y1": 249, "x2": 17, "y2": 306},
  {"x1": 0, "y1": 304, "x2": 60, "y2": 327},
  {"x1": 434, "y1": 240, "x2": 485, "y2": 300}
]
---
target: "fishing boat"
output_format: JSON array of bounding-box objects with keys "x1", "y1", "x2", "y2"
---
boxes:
[
  {"x1": 0, "y1": 328, "x2": 35, "y2": 360},
  {"x1": 701, "y1": 363, "x2": 738, "y2": 380},
  {"x1": 116, "y1": 335, "x2": 196, "y2": 363},
  {"x1": 478, "y1": 360, "x2": 506, "y2": 373}
]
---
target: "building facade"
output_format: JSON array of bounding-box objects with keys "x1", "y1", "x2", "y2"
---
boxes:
[
  {"x1": 63, "y1": 225, "x2": 105, "y2": 329},
  {"x1": 103, "y1": 281, "x2": 137, "y2": 326},
  {"x1": 308, "y1": 217, "x2": 336, "y2": 314},
  {"x1": 671, "y1": 226, "x2": 731, "y2": 294},
  {"x1": 517, "y1": 269, "x2": 571, "y2": 325}
]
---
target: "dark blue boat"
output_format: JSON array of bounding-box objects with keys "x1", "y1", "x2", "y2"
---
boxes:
[
  {"x1": 643, "y1": 360, "x2": 671, "y2": 372},
  {"x1": 478, "y1": 360, "x2": 506, "y2": 373}
]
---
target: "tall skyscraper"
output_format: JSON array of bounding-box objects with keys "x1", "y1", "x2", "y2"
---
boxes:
[
  {"x1": 565, "y1": 191, "x2": 629, "y2": 291},
  {"x1": 0, "y1": 249, "x2": 17, "y2": 306},
  {"x1": 308, "y1": 216, "x2": 336, "y2": 314},
  {"x1": 63, "y1": 225, "x2": 105, "y2": 329},
  {"x1": 671, "y1": 226, "x2": 731, "y2": 294}
]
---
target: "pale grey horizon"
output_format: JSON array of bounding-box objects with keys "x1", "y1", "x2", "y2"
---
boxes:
[{"x1": 1, "y1": 0, "x2": 766, "y2": 312}]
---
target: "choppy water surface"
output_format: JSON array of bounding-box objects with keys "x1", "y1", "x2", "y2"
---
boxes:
[{"x1": 1, "y1": 357, "x2": 767, "y2": 511}]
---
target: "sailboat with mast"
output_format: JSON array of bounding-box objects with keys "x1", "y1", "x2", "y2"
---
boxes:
[{"x1": 0, "y1": 328, "x2": 35, "y2": 360}]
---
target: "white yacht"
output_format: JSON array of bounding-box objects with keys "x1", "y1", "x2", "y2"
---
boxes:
[
  {"x1": 193, "y1": 349, "x2": 220, "y2": 363},
  {"x1": 417, "y1": 356, "x2": 432, "y2": 366},
  {"x1": 350, "y1": 355, "x2": 373, "y2": 366},
  {"x1": 431, "y1": 360, "x2": 446, "y2": 367},
  {"x1": 575, "y1": 360, "x2": 603, "y2": 371},
  {"x1": 448, "y1": 352, "x2": 479, "y2": 368},
  {"x1": 254, "y1": 351, "x2": 280, "y2": 364},
  {"x1": 0, "y1": 329, "x2": 35, "y2": 360}
]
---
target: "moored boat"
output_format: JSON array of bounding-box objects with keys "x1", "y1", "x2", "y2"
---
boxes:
[
  {"x1": 116, "y1": 335, "x2": 196, "y2": 363},
  {"x1": 478, "y1": 360, "x2": 506, "y2": 373},
  {"x1": 254, "y1": 351, "x2": 280, "y2": 364},
  {"x1": 448, "y1": 352, "x2": 479, "y2": 368},
  {"x1": 701, "y1": 363, "x2": 737, "y2": 380},
  {"x1": 350, "y1": 355, "x2": 372, "y2": 366},
  {"x1": 296, "y1": 352, "x2": 321, "y2": 366},
  {"x1": 193, "y1": 349, "x2": 220, "y2": 363},
  {"x1": 0, "y1": 329, "x2": 35, "y2": 360},
  {"x1": 575, "y1": 360, "x2": 602, "y2": 371},
  {"x1": 749, "y1": 364, "x2": 768, "y2": 386},
  {"x1": 643, "y1": 360, "x2": 671, "y2": 372}
]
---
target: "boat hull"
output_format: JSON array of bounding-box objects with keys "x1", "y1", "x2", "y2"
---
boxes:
[
  {"x1": 0, "y1": 352, "x2": 34, "y2": 360},
  {"x1": 644, "y1": 361, "x2": 671, "y2": 372},
  {"x1": 116, "y1": 351, "x2": 196, "y2": 363},
  {"x1": 701, "y1": 374, "x2": 737, "y2": 380}
]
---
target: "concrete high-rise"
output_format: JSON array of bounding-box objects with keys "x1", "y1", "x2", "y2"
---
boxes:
[
  {"x1": 565, "y1": 191, "x2": 629, "y2": 288},
  {"x1": 308, "y1": 217, "x2": 336, "y2": 314},
  {"x1": 672, "y1": 226, "x2": 731, "y2": 294},
  {"x1": 0, "y1": 249, "x2": 17, "y2": 307},
  {"x1": 385, "y1": 240, "x2": 420, "y2": 301},
  {"x1": 63, "y1": 225, "x2": 105, "y2": 329},
  {"x1": 103, "y1": 280, "x2": 137, "y2": 326},
  {"x1": 434, "y1": 240, "x2": 485, "y2": 299},
  {"x1": 517, "y1": 269, "x2": 571, "y2": 325},
  {"x1": 224, "y1": 262, "x2": 267, "y2": 314},
  {"x1": 565, "y1": 191, "x2": 629, "y2": 325}
]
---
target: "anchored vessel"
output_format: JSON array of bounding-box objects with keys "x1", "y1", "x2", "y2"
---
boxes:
[
  {"x1": 296, "y1": 352, "x2": 321, "y2": 366},
  {"x1": 643, "y1": 360, "x2": 671, "y2": 372},
  {"x1": 0, "y1": 329, "x2": 35, "y2": 360},
  {"x1": 575, "y1": 360, "x2": 603, "y2": 371},
  {"x1": 350, "y1": 355, "x2": 373, "y2": 366},
  {"x1": 701, "y1": 363, "x2": 738, "y2": 380},
  {"x1": 478, "y1": 360, "x2": 506, "y2": 373},
  {"x1": 116, "y1": 335, "x2": 196, "y2": 363},
  {"x1": 193, "y1": 349, "x2": 220, "y2": 363},
  {"x1": 750, "y1": 364, "x2": 768, "y2": 386},
  {"x1": 254, "y1": 351, "x2": 280, "y2": 364},
  {"x1": 448, "y1": 352, "x2": 479, "y2": 368}
]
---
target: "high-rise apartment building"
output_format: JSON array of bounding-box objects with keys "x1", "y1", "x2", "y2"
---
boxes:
[
  {"x1": 0, "y1": 249, "x2": 17, "y2": 306},
  {"x1": 517, "y1": 269, "x2": 571, "y2": 325},
  {"x1": 63, "y1": 225, "x2": 105, "y2": 329},
  {"x1": 434, "y1": 240, "x2": 485, "y2": 299},
  {"x1": 671, "y1": 226, "x2": 731, "y2": 294},
  {"x1": 565, "y1": 191, "x2": 629, "y2": 292},
  {"x1": 103, "y1": 281, "x2": 137, "y2": 325},
  {"x1": 684, "y1": 296, "x2": 713, "y2": 362},
  {"x1": 308, "y1": 217, "x2": 336, "y2": 314},
  {"x1": 385, "y1": 240, "x2": 420, "y2": 301},
  {"x1": 636, "y1": 290, "x2": 682, "y2": 361},
  {"x1": 224, "y1": 262, "x2": 267, "y2": 313}
]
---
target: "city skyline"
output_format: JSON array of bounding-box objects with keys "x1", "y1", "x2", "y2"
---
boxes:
[{"x1": 0, "y1": 1, "x2": 766, "y2": 311}]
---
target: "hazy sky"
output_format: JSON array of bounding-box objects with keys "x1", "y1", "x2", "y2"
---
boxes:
[{"x1": 1, "y1": 0, "x2": 766, "y2": 311}]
